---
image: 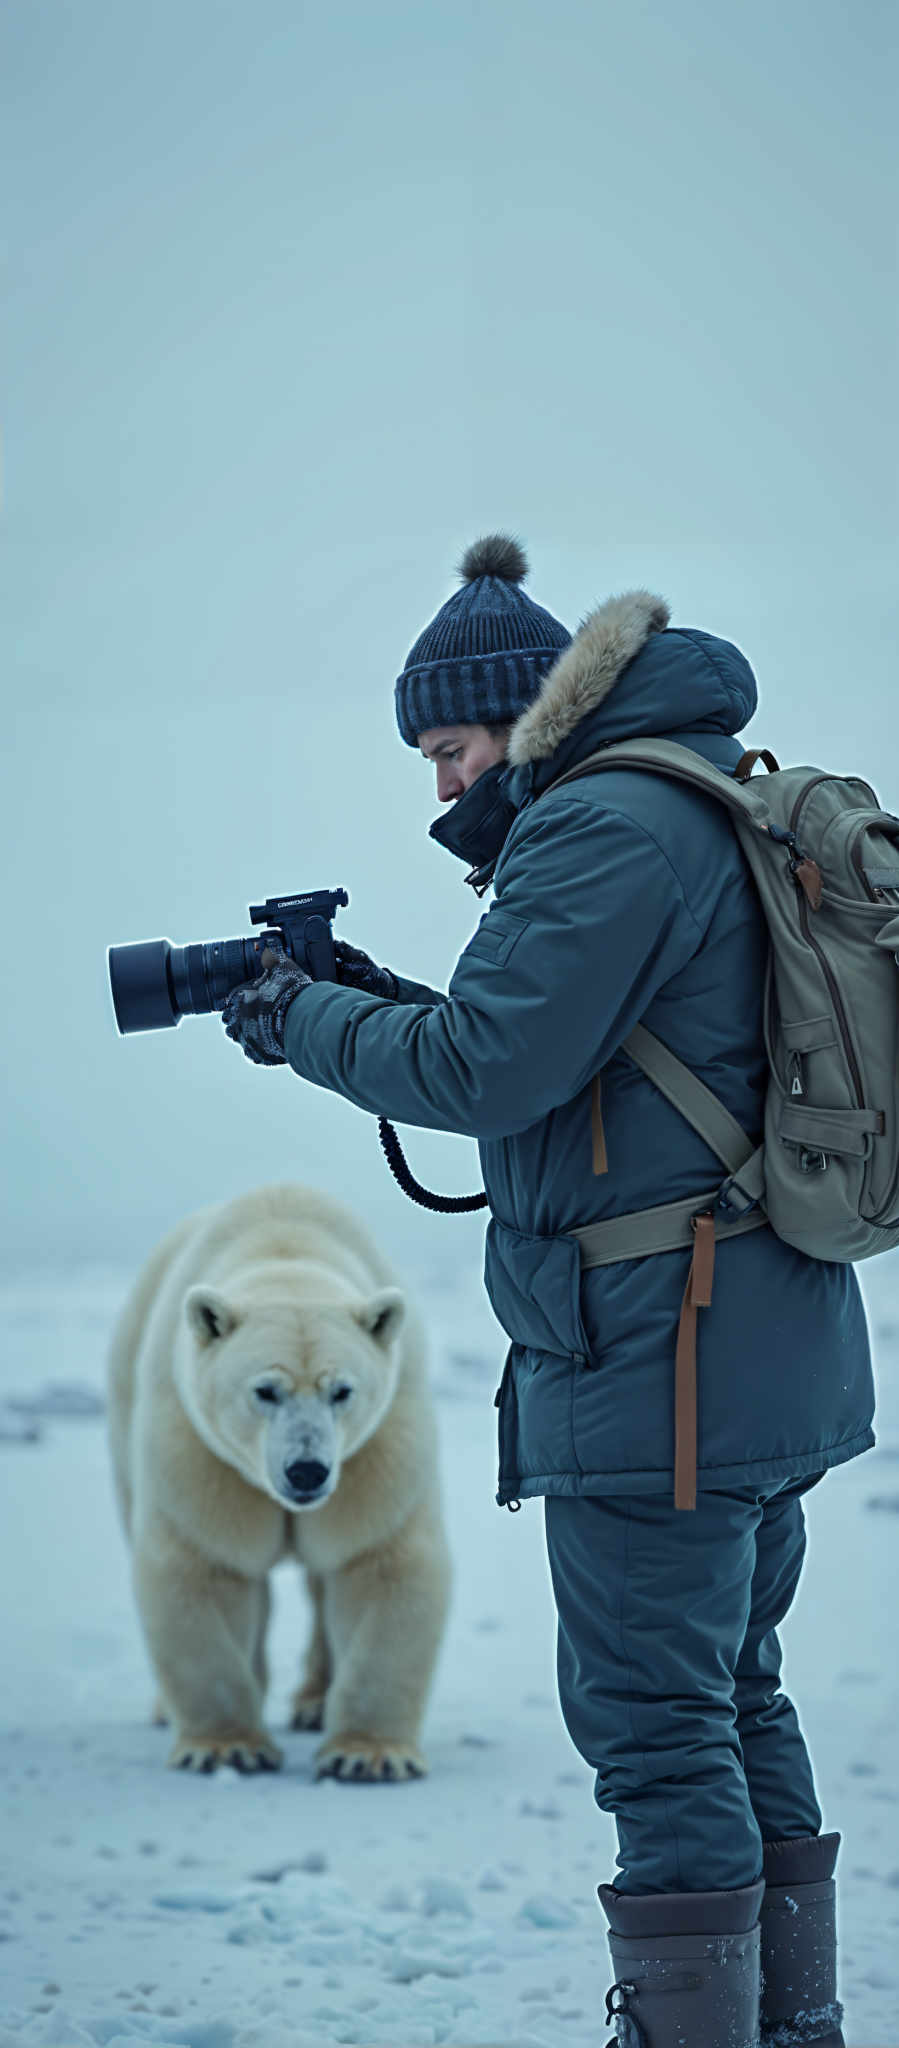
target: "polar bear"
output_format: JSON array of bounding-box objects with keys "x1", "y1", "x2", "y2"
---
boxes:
[{"x1": 107, "y1": 1183, "x2": 451, "y2": 1781}]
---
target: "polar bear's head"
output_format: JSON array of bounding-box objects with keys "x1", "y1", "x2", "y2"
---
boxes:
[{"x1": 175, "y1": 1284, "x2": 407, "y2": 1510}]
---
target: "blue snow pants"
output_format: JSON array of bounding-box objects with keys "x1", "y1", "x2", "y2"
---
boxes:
[{"x1": 543, "y1": 1472, "x2": 827, "y2": 1895}]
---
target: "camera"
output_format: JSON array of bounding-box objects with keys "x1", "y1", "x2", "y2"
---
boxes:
[{"x1": 107, "y1": 889, "x2": 349, "y2": 1035}]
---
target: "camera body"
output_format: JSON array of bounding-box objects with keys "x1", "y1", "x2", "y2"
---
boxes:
[{"x1": 108, "y1": 889, "x2": 349, "y2": 1035}]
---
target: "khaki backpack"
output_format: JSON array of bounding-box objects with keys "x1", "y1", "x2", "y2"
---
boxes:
[{"x1": 546, "y1": 738, "x2": 899, "y2": 1510}]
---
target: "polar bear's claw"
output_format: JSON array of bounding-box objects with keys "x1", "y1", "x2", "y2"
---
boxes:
[
  {"x1": 227, "y1": 1747, "x2": 279, "y2": 1774},
  {"x1": 315, "y1": 1740, "x2": 428, "y2": 1783},
  {"x1": 289, "y1": 1694, "x2": 326, "y2": 1731},
  {"x1": 168, "y1": 1733, "x2": 284, "y2": 1774}
]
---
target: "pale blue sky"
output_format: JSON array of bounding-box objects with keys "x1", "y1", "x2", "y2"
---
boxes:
[{"x1": 3, "y1": 0, "x2": 896, "y2": 1274}]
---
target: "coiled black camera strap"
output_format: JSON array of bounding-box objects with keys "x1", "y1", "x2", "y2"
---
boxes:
[{"x1": 377, "y1": 1118, "x2": 488, "y2": 1214}]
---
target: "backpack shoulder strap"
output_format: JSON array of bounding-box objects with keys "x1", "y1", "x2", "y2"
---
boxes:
[
  {"x1": 622, "y1": 1022, "x2": 765, "y2": 1212},
  {"x1": 544, "y1": 739, "x2": 772, "y2": 1209},
  {"x1": 544, "y1": 736, "x2": 776, "y2": 830}
]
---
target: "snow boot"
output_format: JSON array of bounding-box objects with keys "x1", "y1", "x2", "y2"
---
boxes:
[
  {"x1": 759, "y1": 1832, "x2": 845, "y2": 2047},
  {"x1": 597, "y1": 1878, "x2": 765, "y2": 2045}
]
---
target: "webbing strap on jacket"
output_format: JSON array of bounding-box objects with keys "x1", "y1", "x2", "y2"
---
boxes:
[
  {"x1": 676, "y1": 1213, "x2": 715, "y2": 1511},
  {"x1": 591, "y1": 1072, "x2": 609, "y2": 1173},
  {"x1": 574, "y1": 1022, "x2": 770, "y2": 1510},
  {"x1": 572, "y1": 1193, "x2": 769, "y2": 1509}
]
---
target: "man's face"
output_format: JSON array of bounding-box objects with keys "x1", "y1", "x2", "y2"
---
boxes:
[{"x1": 418, "y1": 724, "x2": 509, "y2": 803}]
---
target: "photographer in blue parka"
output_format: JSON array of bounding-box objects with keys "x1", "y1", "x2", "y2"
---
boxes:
[{"x1": 222, "y1": 535, "x2": 873, "y2": 2048}]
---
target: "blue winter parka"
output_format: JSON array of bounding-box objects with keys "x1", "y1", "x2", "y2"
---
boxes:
[{"x1": 283, "y1": 589, "x2": 876, "y2": 1504}]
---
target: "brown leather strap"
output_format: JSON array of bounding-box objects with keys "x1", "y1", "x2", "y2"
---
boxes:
[
  {"x1": 733, "y1": 747, "x2": 780, "y2": 782},
  {"x1": 673, "y1": 1212, "x2": 716, "y2": 1510},
  {"x1": 591, "y1": 1073, "x2": 609, "y2": 1174},
  {"x1": 734, "y1": 746, "x2": 819, "y2": 902},
  {"x1": 794, "y1": 857, "x2": 823, "y2": 909}
]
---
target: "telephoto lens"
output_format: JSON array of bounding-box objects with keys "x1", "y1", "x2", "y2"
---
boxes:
[
  {"x1": 108, "y1": 935, "x2": 266, "y2": 1035},
  {"x1": 108, "y1": 889, "x2": 348, "y2": 1035}
]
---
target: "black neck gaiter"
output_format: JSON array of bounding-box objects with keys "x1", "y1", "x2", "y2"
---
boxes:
[{"x1": 427, "y1": 763, "x2": 520, "y2": 893}]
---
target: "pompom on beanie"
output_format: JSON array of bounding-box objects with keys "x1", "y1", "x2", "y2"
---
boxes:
[{"x1": 394, "y1": 533, "x2": 571, "y2": 747}]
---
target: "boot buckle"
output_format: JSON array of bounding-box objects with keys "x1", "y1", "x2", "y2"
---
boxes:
[{"x1": 604, "y1": 1980, "x2": 648, "y2": 2047}]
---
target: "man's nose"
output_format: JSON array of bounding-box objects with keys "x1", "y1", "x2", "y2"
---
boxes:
[{"x1": 436, "y1": 764, "x2": 463, "y2": 802}]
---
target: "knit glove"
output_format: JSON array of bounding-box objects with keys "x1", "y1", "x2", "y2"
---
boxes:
[
  {"x1": 333, "y1": 939, "x2": 399, "y2": 1001},
  {"x1": 221, "y1": 947, "x2": 313, "y2": 1066}
]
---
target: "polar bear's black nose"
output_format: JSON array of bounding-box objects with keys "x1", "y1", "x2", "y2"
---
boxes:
[{"x1": 285, "y1": 1458, "x2": 330, "y2": 1495}]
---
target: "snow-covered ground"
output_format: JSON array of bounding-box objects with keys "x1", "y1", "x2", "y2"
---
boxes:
[{"x1": 1, "y1": 1253, "x2": 897, "y2": 2048}]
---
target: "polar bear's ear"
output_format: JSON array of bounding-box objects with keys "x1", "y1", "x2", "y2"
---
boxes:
[
  {"x1": 356, "y1": 1287, "x2": 406, "y2": 1349},
  {"x1": 184, "y1": 1287, "x2": 240, "y2": 1348}
]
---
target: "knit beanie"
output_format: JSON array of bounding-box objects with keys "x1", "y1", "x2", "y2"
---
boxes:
[{"x1": 394, "y1": 534, "x2": 571, "y2": 747}]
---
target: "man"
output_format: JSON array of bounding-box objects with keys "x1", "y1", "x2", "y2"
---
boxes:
[{"x1": 222, "y1": 534, "x2": 873, "y2": 2047}]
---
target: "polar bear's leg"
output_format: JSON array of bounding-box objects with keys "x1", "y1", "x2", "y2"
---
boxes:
[
  {"x1": 315, "y1": 1501, "x2": 451, "y2": 1783},
  {"x1": 148, "y1": 1572, "x2": 266, "y2": 1732},
  {"x1": 290, "y1": 1572, "x2": 331, "y2": 1731},
  {"x1": 251, "y1": 1577, "x2": 271, "y2": 1695},
  {"x1": 133, "y1": 1546, "x2": 283, "y2": 1774}
]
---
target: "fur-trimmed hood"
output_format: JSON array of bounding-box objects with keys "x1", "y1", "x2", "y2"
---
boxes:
[
  {"x1": 506, "y1": 588, "x2": 757, "y2": 771},
  {"x1": 508, "y1": 589, "x2": 670, "y2": 766}
]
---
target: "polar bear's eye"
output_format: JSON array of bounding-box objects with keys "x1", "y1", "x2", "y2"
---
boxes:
[
  {"x1": 330, "y1": 1383, "x2": 353, "y2": 1405},
  {"x1": 254, "y1": 1382, "x2": 282, "y2": 1405}
]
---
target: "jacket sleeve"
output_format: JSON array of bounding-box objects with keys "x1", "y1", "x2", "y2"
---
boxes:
[
  {"x1": 281, "y1": 794, "x2": 704, "y2": 1136},
  {"x1": 390, "y1": 972, "x2": 448, "y2": 1006}
]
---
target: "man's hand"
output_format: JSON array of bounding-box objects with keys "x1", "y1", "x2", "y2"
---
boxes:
[
  {"x1": 221, "y1": 947, "x2": 313, "y2": 1066},
  {"x1": 333, "y1": 940, "x2": 398, "y2": 1000}
]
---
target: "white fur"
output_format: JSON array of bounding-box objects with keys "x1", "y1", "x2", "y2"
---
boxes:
[
  {"x1": 107, "y1": 1185, "x2": 451, "y2": 1782},
  {"x1": 507, "y1": 587, "x2": 670, "y2": 766}
]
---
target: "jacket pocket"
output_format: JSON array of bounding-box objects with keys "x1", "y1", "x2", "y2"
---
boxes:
[
  {"x1": 464, "y1": 907, "x2": 530, "y2": 967},
  {"x1": 494, "y1": 1342, "x2": 581, "y2": 1500},
  {"x1": 484, "y1": 1216, "x2": 591, "y2": 1359}
]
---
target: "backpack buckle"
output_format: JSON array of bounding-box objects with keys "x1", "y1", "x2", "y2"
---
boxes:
[
  {"x1": 799, "y1": 1148, "x2": 828, "y2": 1173},
  {"x1": 716, "y1": 1174, "x2": 758, "y2": 1220}
]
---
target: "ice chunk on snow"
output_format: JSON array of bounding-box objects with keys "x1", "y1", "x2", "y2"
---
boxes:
[
  {"x1": 416, "y1": 1875, "x2": 473, "y2": 1917},
  {"x1": 377, "y1": 1882, "x2": 411, "y2": 1911},
  {"x1": 152, "y1": 1889, "x2": 235, "y2": 1913},
  {"x1": 12, "y1": 2014, "x2": 101, "y2": 2045},
  {"x1": 248, "y1": 1852, "x2": 328, "y2": 1882},
  {"x1": 517, "y1": 1892, "x2": 578, "y2": 1928},
  {"x1": 385, "y1": 1947, "x2": 469, "y2": 1982}
]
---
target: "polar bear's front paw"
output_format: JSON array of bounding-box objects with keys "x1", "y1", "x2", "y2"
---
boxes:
[
  {"x1": 167, "y1": 1729, "x2": 284, "y2": 1774},
  {"x1": 289, "y1": 1686, "x2": 327, "y2": 1732},
  {"x1": 314, "y1": 1735, "x2": 427, "y2": 1783}
]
